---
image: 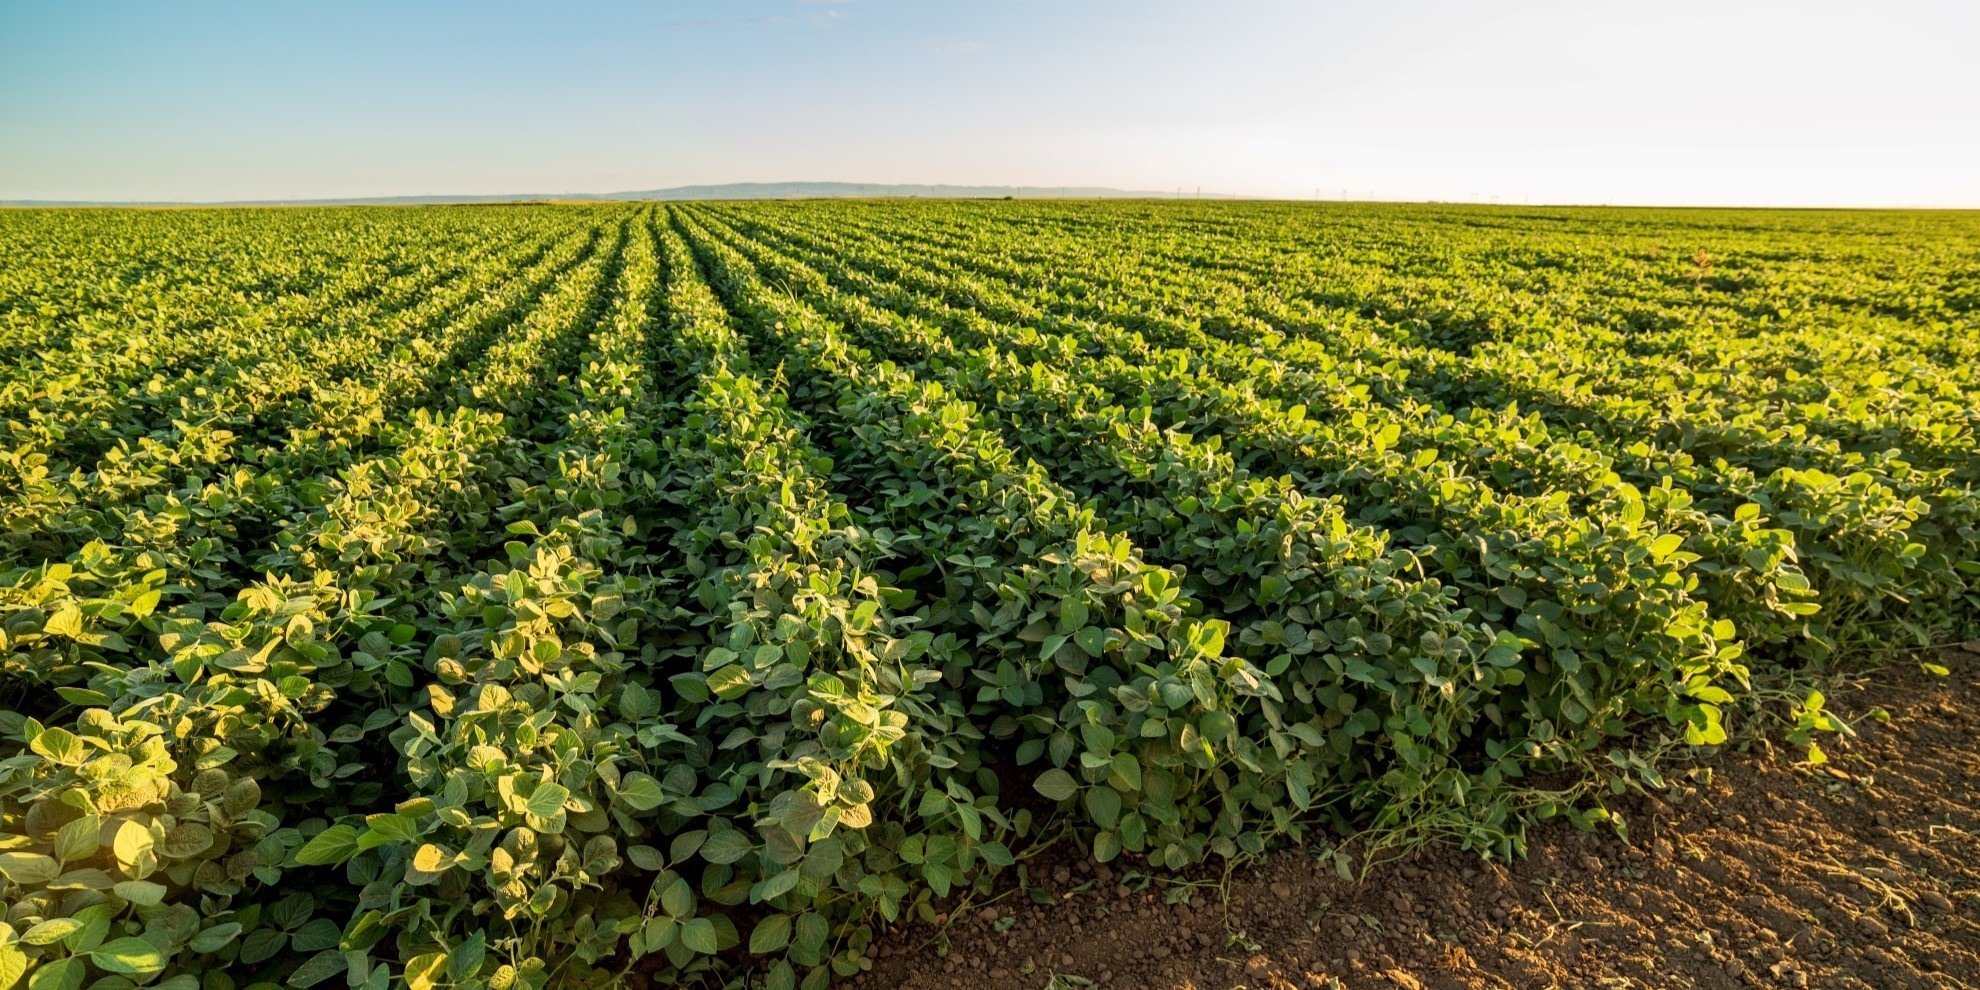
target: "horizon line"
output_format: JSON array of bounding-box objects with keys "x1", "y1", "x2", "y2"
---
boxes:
[{"x1": 3, "y1": 180, "x2": 1977, "y2": 212}]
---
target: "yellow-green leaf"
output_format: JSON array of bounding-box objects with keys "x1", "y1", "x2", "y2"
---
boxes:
[
  {"x1": 403, "y1": 952, "x2": 447, "y2": 990},
  {"x1": 44, "y1": 605, "x2": 84, "y2": 639},
  {"x1": 526, "y1": 782, "x2": 570, "y2": 820},
  {"x1": 29, "y1": 727, "x2": 86, "y2": 766},
  {"x1": 0, "y1": 853, "x2": 60, "y2": 885},
  {"x1": 21, "y1": 919, "x2": 82, "y2": 946},
  {"x1": 113, "y1": 879, "x2": 168, "y2": 906},
  {"x1": 54, "y1": 815, "x2": 100, "y2": 863},
  {"x1": 110, "y1": 821, "x2": 156, "y2": 878},
  {"x1": 411, "y1": 843, "x2": 452, "y2": 874},
  {"x1": 89, "y1": 936, "x2": 166, "y2": 975},
  {"x1": 0, "y1": 945, "x2": 24, "y2": 990}
]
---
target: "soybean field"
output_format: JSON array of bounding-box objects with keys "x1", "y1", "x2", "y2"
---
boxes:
[{"x1": 1, "y1": 201, "x2": 1976, "y2": 990}]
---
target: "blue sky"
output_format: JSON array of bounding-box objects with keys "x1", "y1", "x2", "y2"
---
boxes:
[{"x1": 3, "y1": 0, "x2": 1976, "y2": 205}]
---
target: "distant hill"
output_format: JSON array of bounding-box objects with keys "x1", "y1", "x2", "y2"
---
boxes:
[
  {"x1": 2, "y1": 182, "x2": 1223, "y2": 207},
  {"x1": 612, "y1": 182, "x2": 1198, "y2": 200}
]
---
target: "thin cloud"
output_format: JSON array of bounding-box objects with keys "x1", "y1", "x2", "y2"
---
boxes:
[{"x1": 930, "y1": 41, "x2": 987, "y2": 53}]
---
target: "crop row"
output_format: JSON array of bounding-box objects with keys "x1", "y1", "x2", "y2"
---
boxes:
[{"x1": 0, "y1": 200, "x2": 1971, "y2": 990}]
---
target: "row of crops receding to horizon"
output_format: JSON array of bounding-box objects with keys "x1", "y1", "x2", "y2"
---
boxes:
[{"x1": 0, "y1": 200, "x2": 1975, "y2": 990}]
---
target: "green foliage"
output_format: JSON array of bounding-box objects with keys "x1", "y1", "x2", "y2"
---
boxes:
[{"x1": 0, "y1": 199, "x2": 1973, "y2": 989}]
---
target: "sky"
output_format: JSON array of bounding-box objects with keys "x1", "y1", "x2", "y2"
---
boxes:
[{"x1": 2, "y1": 0, "x2": 1977, "y2": 206}]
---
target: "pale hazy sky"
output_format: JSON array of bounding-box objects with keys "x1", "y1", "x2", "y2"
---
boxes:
[{"x1": 3, "y1": 0, "x2": 1976, "y2": 206}]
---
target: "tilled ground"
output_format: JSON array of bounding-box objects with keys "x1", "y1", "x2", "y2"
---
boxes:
[{"x1": 852, "y1": 650, "x2": 1980, "y2": 989}]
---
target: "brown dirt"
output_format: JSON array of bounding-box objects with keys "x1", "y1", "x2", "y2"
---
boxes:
[{"x1": 851, "y1": 649, "x2": 1980, "y2": 990}]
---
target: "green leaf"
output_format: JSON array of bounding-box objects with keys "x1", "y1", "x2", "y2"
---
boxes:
[
  {"x1": 223, "y1": 777, "x2": 261, "y2": 816},
  {"x1": 447, "y1": 930, "x2": 487, "y2": 982},
  {"x1": 161, "y1": 821, "x2": 213, "y2": 859},
  {"x1": 1074, "y1": 626, "x2": 1106, "y2": 657},
  {"x1": 1197, "y1": 710, "x2": 1236, "y2": 745},
  {"x1": 661, "y1": 876, "x2": 695, "y2": 919},
  {"x1": 1108, "y1": 752, "x2": 1143, "y2": 792},
  {"x1": 1032, "y1": 768, "x2": 1078, "y2": 802},
  {"x1": 800, "y1": 836, "x2": 844, "y2": 881},
  {"x1": 1093, "y1": 830, "x2": 1122, "y2": 863},
  {"x1": 700, "y1": 829, "x2": 754, "y2": 865},
  {"x1": 1084, "y1": 786, "x2": 1122, "y2": 829},
  {"x1": 617, "y1": 772, "x2": 666, "y2": 811},
  {"x1": 288, "y1": 949, "x2": 345, "y2": 988},
  {"x1": 89, "y1": 937, "x2": 166, "y2": 975},
  {"x1": 271, "y1": 892, "x2": 315, "y2": 930},
  {"x1": 54, "y1": 688, "x2": 112, "y2": 707},
  {"x1": 669, "y1": 830, "x2": 706, "y2": 864},
  {"x1": 293, "y1": 824, "x2": 361, "y2": 866},
  {"x1": 765, "y1": 961, "x2": 797, "y2": 990},
  {"x1": 750, "y1": 914, "x2": 793, "y2": 954},
  {"x1": 680, "y1": 918, "x2": 719, "y2": 955},
  {"x1": 618, "y1": 682, "x2": 654, "y2": 720},
  {"x1": 638, "y1": 916, "x2": 677, "y2": 955},
  {"x1": 187, "y1": 922, "x2": 243, "y2": 954},
  {"x1": 290, "y1": 918, "x2": 342, "y2": 952},
  {"x1": 793, "y1": 912, "x2": 829, "y2": 955},
  {"x1": 751, "y1": 867, "x2": 801, "y2": 904},
  {"x1": 239, "y1": 928, "x2": 286, "y2": 965}
]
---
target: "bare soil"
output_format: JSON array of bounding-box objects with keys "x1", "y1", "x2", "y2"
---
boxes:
[{"x1": 853, "y1": 649, "x2": 1980, "y2": 990}]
